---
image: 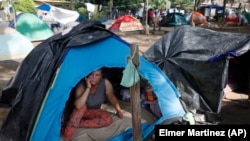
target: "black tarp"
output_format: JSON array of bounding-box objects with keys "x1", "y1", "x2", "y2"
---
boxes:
[
  {"x1": 0, "y1": 21, "x2": 115, "y2": 141},
  {"x1": 143, "y1": 25, "x2": 250, "y2": 122}
]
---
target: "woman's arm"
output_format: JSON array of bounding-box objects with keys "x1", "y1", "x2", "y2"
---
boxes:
[
  {"x1": 105, "y1": 79, "x2": 124, "y2": 118},
  {"x1": 74, "y1": 78, "x2": 91, "y2": 109}
]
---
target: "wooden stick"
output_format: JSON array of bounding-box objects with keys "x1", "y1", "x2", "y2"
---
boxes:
[{"x1": 130, "y1": 44, "x2": 141, "y2": 141}]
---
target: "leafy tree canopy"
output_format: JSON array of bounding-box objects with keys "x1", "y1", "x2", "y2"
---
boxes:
[{"x1": 13, "y1": 0, "x2": 36, "y2": 13}]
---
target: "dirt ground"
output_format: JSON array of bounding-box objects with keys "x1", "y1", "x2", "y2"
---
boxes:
[{"x1": 0, "y1": 24, "x2": 249, "y2": 128}]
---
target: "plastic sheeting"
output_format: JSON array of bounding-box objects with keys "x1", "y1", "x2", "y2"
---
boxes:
[
  {"x1": 143, "y1": 25, "x2": 250, "y2": 119},
  {"x1": 37, "y1": 3, "x2": 80, "y2": 25}
]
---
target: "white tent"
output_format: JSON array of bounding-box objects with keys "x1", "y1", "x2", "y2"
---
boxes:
[{"x1": 0, "y1": 25, "x2": 34, "y2": 60}]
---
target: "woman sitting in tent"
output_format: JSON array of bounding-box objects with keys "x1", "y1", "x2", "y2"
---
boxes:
[{"x1": 61, "y1": 69, "x2": 124, "y2": 140}]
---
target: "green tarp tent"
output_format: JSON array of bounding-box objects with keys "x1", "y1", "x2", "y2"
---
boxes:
[
  {"x1": 160, "y1": 13, "x2": 188, "y2": 27},
  {"x1": 9, "y1": 13, "x2": 54, "y2": 41}
]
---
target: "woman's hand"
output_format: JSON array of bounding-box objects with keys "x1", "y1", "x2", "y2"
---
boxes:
[
  {"x1": 116, "y1": 110, "x2": 124, "y2": 118},
  {"x1": 85, "y1": 77, "x2": 91, "y2": 88}
]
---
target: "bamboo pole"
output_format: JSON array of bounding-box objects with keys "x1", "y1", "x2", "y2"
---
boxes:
[{"x1": 130, "y1": 44, "x2": 141, "y2": 141}]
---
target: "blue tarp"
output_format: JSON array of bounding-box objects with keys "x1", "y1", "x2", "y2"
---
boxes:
[
  {"x1": 201, "y1": 4, "x2": 224, "y2": 10},
  {"x1": 37, "y1": 3, "x2": 51, "y2": 12}
]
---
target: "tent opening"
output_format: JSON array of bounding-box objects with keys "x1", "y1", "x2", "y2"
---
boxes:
[
  {"x1": 226, "y1": 50, "x2": 250, "y2": 93},
  {"x1": 62, "y1": 67, "x2": 162, "y2": 124},
  {"x1": 61, "y1": 67, "x2": 163, "y2": 140}
]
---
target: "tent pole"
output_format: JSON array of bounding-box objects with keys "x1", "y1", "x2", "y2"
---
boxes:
[{"x1": 130, "y1": 44, "x2": 142, "y2": 141}]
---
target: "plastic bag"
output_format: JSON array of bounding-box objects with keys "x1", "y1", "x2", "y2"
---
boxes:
[{"x1": 120, "y1": 58, "x2": 140, "y2": 87}]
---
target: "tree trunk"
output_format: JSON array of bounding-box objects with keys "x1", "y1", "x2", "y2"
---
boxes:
[
  {"x1": 222, "y1": 0, "x2": 227, "y2": 21},
  {"x1": 109, "y1": 0, "x2": 113, "y2": 19}
]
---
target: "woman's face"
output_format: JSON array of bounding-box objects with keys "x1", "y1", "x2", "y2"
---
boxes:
[{"x1": 88, "y1": 70, "x2": 102, "y2": 85}]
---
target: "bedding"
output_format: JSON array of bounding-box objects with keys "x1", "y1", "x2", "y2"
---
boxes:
[{"x1": 61, "y1": 100, "x2": 157, "y2": 141}]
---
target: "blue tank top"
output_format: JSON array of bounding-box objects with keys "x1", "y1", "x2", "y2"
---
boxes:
[{"x1": 86, "y1": 79, "x2": 106, "y2": 109}]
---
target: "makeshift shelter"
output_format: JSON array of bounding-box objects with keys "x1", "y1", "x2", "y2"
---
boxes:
[
  {"x1": 8, "y1": 13, "x2": 54, "y2": 41},
  {"x1": 0, "y1": 21, "x2": 185, "y2": 141},
  {"x1": 37, "y1": 3, "x2": 80, "y2": 25},
  {"x1": 160, "y1": 13, "x2": 188, "y2": 27},
  {"x1": 143, "y1": 25, "x2": 250, "y2": 123},
  {"x1": 186, "y1": 11, "x2": 208, "y2": 25},
  {"x1": 109, "y1": 15, "x2": 144, "y2": 32},
  {"x1": 198, "y1": 4, "x2": 224, "y2": 20},
  {"x1": 0, "y1": 25, "x2": 34, "y2": 60}
]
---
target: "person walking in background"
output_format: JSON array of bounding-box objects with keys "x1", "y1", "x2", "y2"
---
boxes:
[
  {"x1": 113, "y1": 7, "x2": 119, "y2": 19},
  {"x1": 148, "y1": 8, "x2": 155, "y2": 26}
]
